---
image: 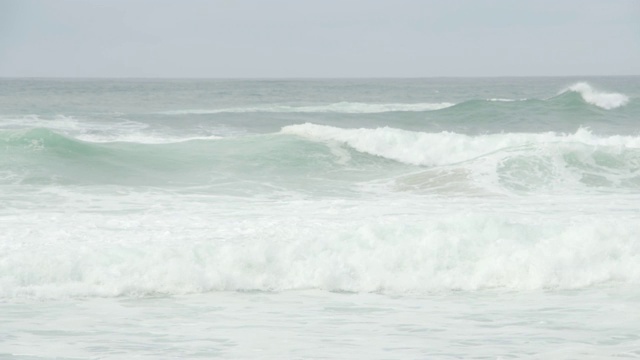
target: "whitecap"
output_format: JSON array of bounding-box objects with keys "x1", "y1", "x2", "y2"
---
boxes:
[
  {"x1": 159, "y1": 101, "x2": 455, "y2": 115},
  {"x1": 561, "y1": 82, "x2": 629, "y2": 110}
]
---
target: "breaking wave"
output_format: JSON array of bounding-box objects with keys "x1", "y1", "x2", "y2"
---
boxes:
[
  {"x1": 281, "y1": 124, "x2": 640, "y2": 167},
  {"x1": 159, "y1": 82, "x2": 631, "y2": 117},
  {"x1": 560, "y1": 82, "x2": 630, "y2": 110},
  {"x1": 283, "y1": 124, "x2": 640, "y2": 192},
  {"x1": 160, "y1": 102, "x2": 455, "y2": 115},
  {"x1": 2, "y1": 209, "x2": 639, "y2": 299},
  {"x1": 3, "y1": 124, "x2": 639, "y2": 194}
]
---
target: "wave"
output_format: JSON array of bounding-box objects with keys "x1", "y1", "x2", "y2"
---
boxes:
[
  {"x1": 281, "y1": 124, "x2": 640, "y2": 166},
  {"x1": 157, "y1": 82, "x2": 631, "y2": 117},
  {"x1": 1, "y1": 127, "x2": 103, "y2": 154},
  {"x1": 161, "y1": 100, "x2": 535, "y2": 115},
  {"x1": 559, "y1": 82, "x2": 630, "y2": 110},
  {"x1": 283, "y1": 124, "x2": 640, "y2": 192},
  {"x1": 3, "y1": 126, "x2": 640, "y2": 191},
  {"x1": 2, "y1": 210, "x2": 639, "y2": 298},
  {"x1": 159, "y1": 102, "x2": 456, "y2": 115},
  {"x1": 444, "y1": 83, "x2": 630, "y2": 113},
  {"x1": 476, "y1": 82, "x2": 630, "y2": 110},
  {"x1": 75, "y1": 133, "x2": 222, "y2": 144},
  {"x1": 0, "y1": 128, "x2": 220, "y2": 186},
  {"x1": 0, "y1": 115, "x2": 228, "y2": 144},
  {"x1": 0, "y1": 128, "x2": 401, "y2": 187},
  {"x1": 0, "y1": 114, "x2": 148, "y2": 133},
  {"x1": 486, "y1": 98, "x2": 527, "y2": 102}
]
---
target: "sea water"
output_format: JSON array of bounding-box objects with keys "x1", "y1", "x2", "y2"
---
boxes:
[{"x1": 1, "y1": 77, "x2": 639, "y2": 359}]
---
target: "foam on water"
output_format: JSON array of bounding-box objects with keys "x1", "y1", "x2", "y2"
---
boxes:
[
  {"x1": 1, "y1": 197, "x2": 639, "y2": 299},
  {"x1": 75, "y1": 133, "x2": 222, "y2": 144},
  {"x1": 283, "y1": 124, "x2": 640, "y2": 193},
  {"x1": 160, "y1": 102, "x2": 455, "y2": 115},
  {"x1": 561, "y1": 82, "x2": 630, "y2": 109},
  {"x1": 0, "y1": 115, "x2": 224, "y2": 144},
  {"x1": 4, "y1": 125, "x2": 640, "y2": 192},
  {"x1": 0, "y1": 114, "x2": 147, "y2": 133},
  {"x1": 158, "y1": 82, "x2": 632, "y2": 117},
  {"x1": 281, "y1": 124, "x2": 640, "y2": 166},
  {"x1": 2, "y1": 78, "x2": 640, "y2": 359},
  {"x1": 486, "y1": 98, "x2": 527, "y2": 102}
]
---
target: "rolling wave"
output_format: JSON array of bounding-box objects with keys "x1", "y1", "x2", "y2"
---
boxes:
[
  {"x1": 159, "y1": 102, "x2": 456, "y2": 115},
  {"x1": 157, "y1": 82, "x2": 630, "y2": 116},
  {"x1": 283, "y1": 124, "x2": 640, "y2": 192},
  {"x1": 281, "y1": 124, "x2": 640, "y2": 166},
  {"x1": 2, "y1": 209, "x2": 639, "y2": 298},
  {"x1": 0, "y1": 128, "x2": 400, "y2": 187},
  {"x1": 3, "y1": 125, "x2": 640, "y2": 192},
  {"x1": 0, "y1": 115, "x2": 224, "y2": 144},
  {"x1": 559, "y1": 82, "x2": 629, "y2": 110},
  {"x1": 2, "y1": 78, "x2": 639, "y2": 305}
]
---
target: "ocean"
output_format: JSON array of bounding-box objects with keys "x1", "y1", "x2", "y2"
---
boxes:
[{"x1": 1, "y1": 77, "x2": 639, "y2": 359}]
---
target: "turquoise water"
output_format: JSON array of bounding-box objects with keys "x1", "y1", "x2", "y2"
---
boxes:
[{"x1": 1, "y1": 77, "x2": 639, "y2": 358}]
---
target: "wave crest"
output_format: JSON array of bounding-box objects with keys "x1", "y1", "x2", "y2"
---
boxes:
[
  {"x1": 281, "y1": 124, "x2": 640, "y2": 167},
  {"x1": 282, "y1": 124, "x2": 640, "y2": 193},
  {"x1": 160, "y1": 102, "x2": 455, "y2": 115},
  {"x1": 562, "y1": 82, "x2": 629, "y2": 110},
  {"x1": 2, "y1": 211, "x2": 639, "y2": 298}
]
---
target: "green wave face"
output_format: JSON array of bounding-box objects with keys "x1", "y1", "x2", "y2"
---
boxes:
[
  {"x1": 1, "y1": 80, "x2": 638, "y2": 195},
  {"x1": 3, "y1": 126, "x2": 640, "y2": 195},
  {"x1": 0, "y1": 128, "x2": 409, "y2": 190}
]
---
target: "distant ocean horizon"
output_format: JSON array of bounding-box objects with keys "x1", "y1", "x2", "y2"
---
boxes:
[
  {"x1": 1, "y1": 76, "x2": 639, "y2": 358},
  {"x1": 2, "y1": 74, "x2": 639, "y2": 80}
]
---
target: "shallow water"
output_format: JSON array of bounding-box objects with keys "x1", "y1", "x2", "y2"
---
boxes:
[{"x1": 2, "y1": 289, "x2": 640, "y2": 359}]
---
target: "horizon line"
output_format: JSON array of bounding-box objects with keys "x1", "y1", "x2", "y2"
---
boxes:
[{"x1": 1, "y1": 74, "x2": 639, "y2": 81}]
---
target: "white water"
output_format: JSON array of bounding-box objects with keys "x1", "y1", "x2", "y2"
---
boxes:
[
  {"x1": 0, "y1": 115, "x2": 227, "y2": 144},
  {"x1": 2, "y1": 78, "x2": 639, "y2": 359},
  {"x1": 563, "y1": 82, "x2": 630, "y2": 109},
  {"x1": 2, "y1": 185, "x2": 640, "y2": 359},
  {"x1": 486, "y1": 98, "x2": 527, "y2": 102},
  {"x1": 282, "y1": 124, "x2": 640, "y2": 166},
  {"x1": 1, "y1": 190, "x2": 639, "y2": 299},
  {"x1": 160, "y1": 101, "x2": 455, "y2": 114}
]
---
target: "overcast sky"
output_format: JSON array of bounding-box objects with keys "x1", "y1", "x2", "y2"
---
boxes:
[{"x1": 1, "y1": 0, "x2": 638, "y2": 78}]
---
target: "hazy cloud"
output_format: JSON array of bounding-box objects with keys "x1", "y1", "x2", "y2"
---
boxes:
[{"x1": 1, "y1": 0, "x2": 638, "y2": 77}]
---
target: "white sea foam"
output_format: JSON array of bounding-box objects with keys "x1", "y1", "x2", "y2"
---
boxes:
[
  {"x1": 281, "y1": 124, "x2": 640, "y2": 167},
  {"x1": 562, "y1": 82, "x2": 630, "y2": 109},
  {"x1": 0, "y1": 115, "x2": 149, "y2": 140},
  {"x1": 160, "y1": 102, "x2": 455, "y2": 115},
  {"x1": 75, "y1": 133, "x2": 222, "y2": 144},
  {"x1": 0, "y1": 115, "x2": 224, "y2": 144},
  {"x1": 486, "y1": 98, "x2": 527, "y2": 102},
  {"x1": 0, "y1": 114, "x2": 88, "y2": 132},
  {"x1": 1, "y1": 197, "x2": 639, "y2": 299}
]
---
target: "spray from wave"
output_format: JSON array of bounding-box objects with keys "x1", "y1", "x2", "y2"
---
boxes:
[{"x1": 561, "y1": 82, "x2": 629, "y2": 110}]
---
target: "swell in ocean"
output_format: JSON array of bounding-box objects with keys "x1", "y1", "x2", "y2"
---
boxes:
[
  {"x1": 159, "y1": 82, "x2": 631, "y2": 114},
  {"x1": 1, "y1": 79, "x2": 639, "y2": 300},
  {"x1": 2, "y1": 124, "x2": 639, "y2": 192}
]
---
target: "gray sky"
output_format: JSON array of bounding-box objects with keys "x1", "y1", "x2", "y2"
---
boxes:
[{"x1": 1, "y1": 0, "x2": 639, "y2": 78}]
